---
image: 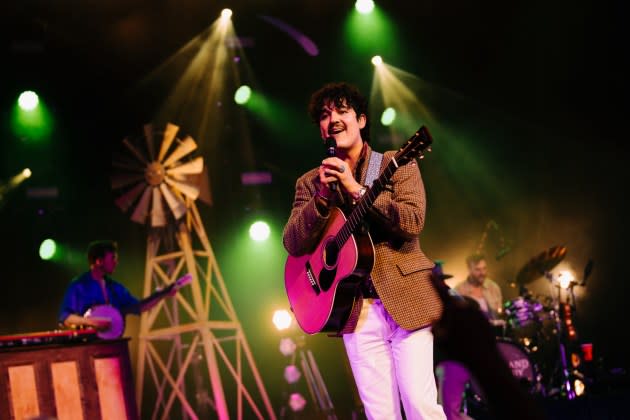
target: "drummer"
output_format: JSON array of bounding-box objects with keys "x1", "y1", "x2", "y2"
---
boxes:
[{"x1": 435, "y1": 253, "x2": 505, "y2": 420}]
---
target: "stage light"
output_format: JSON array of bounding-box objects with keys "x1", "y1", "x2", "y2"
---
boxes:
[
  {"x1": 558, "y1": 271, "x2": 574, "y2": 289},
  {"x1": 288, "y1": 393, "x2": 307, "y2": 412},
  {"x1": 355, "y1": 0, "x2": 375, "y2": 14},
  {"x1": 574, "y1": 378, "x2": 585, "y2": 396},
  {"x1": 380, "y1": 107, "x2": 396, "y2": 126},
  {"x1": 39, "y1": 238, "x2": 57, "y2": 260},
  {"x1": 249, "y1": 220, "x2": 270, "y2": 241},
  {"x1": 22, "y1": 168, "x2": 32, "y2": 178},
  {"x1": 12, "y1": 90, "x2": 54, "y2": 141},
  {"x1": 18, "y1": 90, "x2": 39, "y2": 111},
  {"x1": 279, "y1": 337, "x2": 297, "y2": 356},
  {"x1": 371, "y1": 55, "x2": 383, "y2": 66},
  {"x1": 273, "y1": 309, "x2": 292, "y2": 331},
  {"x1": 220, "y1": 8, "x2": 233, "y2": 20},
  {"x1": 234, "y1": 85, "x2": 251, "y2": 105},
  {"x1": 284, "y1": 365, "x2": 301, "y2": 384}
]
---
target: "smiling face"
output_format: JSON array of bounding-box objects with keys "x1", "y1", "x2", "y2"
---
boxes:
[{"x1": 318, "y1": 99, "x2": 366, "y2": 155}]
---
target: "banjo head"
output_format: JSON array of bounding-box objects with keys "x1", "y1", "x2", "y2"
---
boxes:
[{"x1": 84, "y1": 304, "x2": 125, "y2": 339}]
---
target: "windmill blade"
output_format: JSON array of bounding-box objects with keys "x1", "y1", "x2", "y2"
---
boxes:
[
  {"x1": 114, "y1": 181, "x2": 146, "y2": 212},
  {"x1": 165, "y1": 177, "x2": 200, "y2": 200},
  {"x1": 123, "y1": 137, "x2": 149, "y2": 165},
  {"x1": 111, "y1": 172, "x2": 146, "y2": 190},
  {"x1": 166, "y1": 156, "x2": 203, "y2": 177},
  {"x1": 162, "y1": 136, "x2": 197, "y2": 167},
  {"x1": 151, "y1": 187, "x2": 167, "y2": 227},
  {"x1": 130, "y1": 185, "x2": 153, "y2": 224},
  {"x1": 157, "y1": 123, "x2": 179, "y2": 163},
  {"x1": 144, "y1": 123, "x2": 156, "y2": 161},
  {"x1": 159, "y1": 183, "x2": 187, "y2": 220}
]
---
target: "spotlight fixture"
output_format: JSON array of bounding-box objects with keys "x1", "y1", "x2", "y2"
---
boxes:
[
  {"x1": 18, "y1": 90, "x2": 39, "y2": 111},
  {"x1": 39, "y1": 238, "x2": 57, "y2": 260},
  {"x1": 355, "y1": 0, "x2": 375, "y2": 14},
  {"x1": 220, "y1": 9, "x2": 232, "y2": 20},
  {"x1": 272, "y1": 309, "x2": 292, "y2": 331},
  {"x1": 249, "y1": 221, "x2": 270, "y2": 241},
  {"x1": 234, "y1": 85, "x2": 252, "y2": 105},
  {"x1": 371, "y1": 55, "x2": 383, "y2": 66},
  {"x1": 380, "y1": 107, "x2": 396, "y2": 126}
]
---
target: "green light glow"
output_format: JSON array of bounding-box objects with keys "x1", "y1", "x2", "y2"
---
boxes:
[
  {"x1": 18, "y1": 91, "x2": 39, "y2": 111},
  {"x1": 344, "y1": 7, "x2": 397, "y2": 58},
  {"x1": 380, "y1": 107, "x2": 396, "y2": 126},
  {"x1": 234, "y1": 85, "x2": 252, "y2": 105},
  {"x1": 355, "y1": 0, "x2": 375, "y2": 14},
  {"x1": 39, "y1": 239, "x2": 57, "y2": 260},
  {"x1": 11, "y1": 97, "x2": 54, "y2": 142},
  {"x1": 249, "y1": 221, "x2": 270, "y2": 241}
]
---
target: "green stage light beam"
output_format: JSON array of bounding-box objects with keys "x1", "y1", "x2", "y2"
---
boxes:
[
  {"x1": 344, "y1": 6, "x2": 397, "y2": 58},
  {"x1": 11, "y1": 91, "x2": 54, "y2": 141}
]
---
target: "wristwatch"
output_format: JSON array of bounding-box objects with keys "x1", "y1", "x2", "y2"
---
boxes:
[{"x1": 352, "y1": 186, "x2": 367, "y2": 201}]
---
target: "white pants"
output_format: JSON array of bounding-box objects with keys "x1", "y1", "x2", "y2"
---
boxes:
[{"x1": 343, "y1": 299, "x2": 446, "y2": 420}]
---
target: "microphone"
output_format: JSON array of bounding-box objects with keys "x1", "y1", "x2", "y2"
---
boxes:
[{"x1": 324, "y1": 137, "x2": 337, "y2": 192}]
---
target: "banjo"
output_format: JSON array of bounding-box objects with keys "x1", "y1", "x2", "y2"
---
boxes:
[{"x1": 84, "y1": 273, "x2": 193, "y2": 339}]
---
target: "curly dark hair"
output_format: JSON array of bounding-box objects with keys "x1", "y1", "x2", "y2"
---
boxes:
[
  {"x1": 87, "y1": 240, "x2": 118, "y2": 264},
  {"x1": 307, "y1": 82, "x2": 370, "y2": 143}
]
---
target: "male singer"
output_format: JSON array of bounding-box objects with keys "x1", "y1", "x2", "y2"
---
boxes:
[{"x1": 282, "y1": 82, "x2": 446, "y2": 419}]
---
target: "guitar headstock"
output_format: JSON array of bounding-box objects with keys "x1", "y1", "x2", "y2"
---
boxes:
[{"x1": 394, "y1": 126, "x2": 433, "y2": 165}]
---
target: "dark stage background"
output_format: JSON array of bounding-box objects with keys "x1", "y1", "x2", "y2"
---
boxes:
[{"x1": 1, "y1": 0, "x2": 627, "y2": 418}]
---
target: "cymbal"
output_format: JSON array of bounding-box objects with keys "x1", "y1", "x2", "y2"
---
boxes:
[{"x1": 516, "y1": 245, "x2": 567, "y2": 284}]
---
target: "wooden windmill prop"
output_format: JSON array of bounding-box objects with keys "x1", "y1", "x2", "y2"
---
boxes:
[{"x1": 112, "y1": 122, "x2": 276, "y2": 420}]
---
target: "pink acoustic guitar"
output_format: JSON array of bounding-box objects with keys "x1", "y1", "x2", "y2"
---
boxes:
[
  {"x1": 84, "y1": 273, "x2": 193, "y2": 339},
  {"x1": 284, "y1": 126, "x2": 433, "y2": 334}
]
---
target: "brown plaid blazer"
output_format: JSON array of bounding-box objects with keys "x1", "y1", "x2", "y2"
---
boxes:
[{"x1": 283, "y1": 144, "x2": 443, "y2": 332}]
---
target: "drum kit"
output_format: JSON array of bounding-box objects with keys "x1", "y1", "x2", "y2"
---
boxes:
[{"x1": 467, "y1": 245, "x2": 587, "y2": 409}]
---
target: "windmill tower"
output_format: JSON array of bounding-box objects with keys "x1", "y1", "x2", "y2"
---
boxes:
[{"x1": 111, "y1": 122, "x2": 276, "y2": 420}]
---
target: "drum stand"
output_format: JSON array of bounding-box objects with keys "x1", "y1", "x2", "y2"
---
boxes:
[
  {"x1": 279, "y1": 335, "x2": 337, "y2": 420},
  {"x1": 545, "y1": 272, "x2": 576, "y2": 400},
  {"x1": 297, "y1": 345, "x2": 338, "y2": 420}
]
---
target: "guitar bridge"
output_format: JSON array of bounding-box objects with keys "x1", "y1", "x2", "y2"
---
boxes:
[{"x1": 305, "y1": 262, "x2": 321, "y2": 295}]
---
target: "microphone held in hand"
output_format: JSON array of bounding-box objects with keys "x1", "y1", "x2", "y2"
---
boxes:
[{"x1": 324, "y1": 137, "x2": 337, "y2": 192}]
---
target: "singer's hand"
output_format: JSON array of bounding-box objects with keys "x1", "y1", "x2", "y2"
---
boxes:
[{"x1": 319, "y1": 157, "x2": 361, "y2": 196}]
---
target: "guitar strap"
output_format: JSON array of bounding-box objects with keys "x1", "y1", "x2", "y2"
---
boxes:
[{"x1": 365, "y1": 150, "x2": 383, "y2": 187}]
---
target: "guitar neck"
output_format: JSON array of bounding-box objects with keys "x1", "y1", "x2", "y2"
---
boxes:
[
  {"x1": 335, "y1": 158, "x2": 399, "y2": 246},
  {"x1": 333, "y1": 125, "x2": 432, "y2": 249},
  {"x1": 137, "y1": 283, "x2": 176, "y2": 310}
]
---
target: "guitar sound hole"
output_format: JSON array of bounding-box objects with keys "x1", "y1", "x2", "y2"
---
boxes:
[{"x1": 324, "y1": 242, "x2": 339, "y2": 267}]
